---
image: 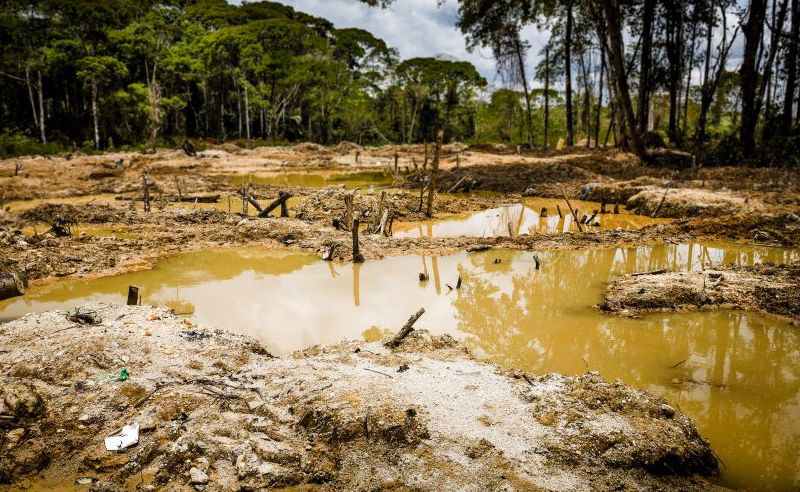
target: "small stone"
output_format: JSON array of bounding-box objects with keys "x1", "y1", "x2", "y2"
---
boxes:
[
  {"x1": 6, "y1": 428, "x2": 25, "y2": 446},
  {"x1": 190, "y1": 466, "x2": 209, "y2": 485},
  {"x1": 659, "y1": 404, "x2": 676, "y2": 418},
  {"x1": 76, "y1": 478, "x2": 93, "y2": 485},
  {"x1": 78, "y1": 414, "x2": 90, "y2": 422},
  {"x1": 787, "y1": 213, "x2": 800, "y2": 222}
]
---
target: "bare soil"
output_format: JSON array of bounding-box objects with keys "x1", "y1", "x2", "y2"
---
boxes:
[
  {"x1": 1, "y1": 303, "x2": 719, "y2": 491},
  {"x1": 0, "y1": 143, "x2": 799, "y2": 298},
  {"x1": 599, "y1": 261, "x2": 800, "y2": 320}
]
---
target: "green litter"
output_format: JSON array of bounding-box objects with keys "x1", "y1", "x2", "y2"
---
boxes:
[{"x1": 117, "y1": 368, "x2": 129, "y2": 381}]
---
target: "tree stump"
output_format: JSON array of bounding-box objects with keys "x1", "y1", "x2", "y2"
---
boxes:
[
  {"x1": 0, "y1": 272, "x2": 25, "y2": 301},
  {"x1": 352, "y1": 217, "x2": 364, "y2": 263}
]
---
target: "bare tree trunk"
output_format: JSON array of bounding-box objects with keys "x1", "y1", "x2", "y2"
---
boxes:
[
  {"x1": 565, "y1": 0, "x2": 575, "y2": 146},
  {"x1": 596, "y1": 48, "x2": 605, "y2": 147},
  {"x1": 25, "y1": 67, "x2": 39, "y2": 133},
  {"x1": 244, "y1": 82, "x2": 251, "y2": 140},
  {"x1": 92, "y1": 78, "x2": 100, "y2": 149},
  {"x1": 600, "y1": 0, "x2": 643, "y2": 153},
  {"x1": 37, "y1": 70, "x2": 46, "y2": 144},
  {"x1": 667, "y1": 0, "x2": 685, "y2": 144},
  {"x1": 683, "y1": 18, "x2": 698, "y2": 133},
  {"x1": 785, "y1": 0, "x2": 800, "y2": 130},
  {"x1": 638, "y1": 0, "x2": 655, "y2": 134},
  {"x1": 514, "y1": 37, "x2": 535, "y2": 148},
  {"x1": 544, "y1": 44, "x2": 551, "y2": 148},
  {"x1": 755, "y1": 0, "x2": 790, "y2": 118},
  {"x1": 741, "y1": 0, "x2": 768, "y2": 156},
  {"x1": 425, "y1": 131, "x2": 443, "y2": 218}
]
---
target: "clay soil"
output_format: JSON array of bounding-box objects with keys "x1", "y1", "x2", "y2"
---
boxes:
[
  {"x1": 1, "y1": 143, "x2": 799, "y2": 489},
  {"x1": 1, "y1": 143, "x2": 800, "y2": 286},
  {"x1": 1, "y1": 303, "x2": 719, "y2": 491},
  {"x1": 600, "y1": 261, "x2": 800, "y2": 321}
]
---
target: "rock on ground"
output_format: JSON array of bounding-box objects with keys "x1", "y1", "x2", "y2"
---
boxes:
[
  {"x1": 0, "y1": 303, "x2": 719, "y2": 490},
  {"x1": 599, "y1": 261, "x2": 800, "y2": 320}
]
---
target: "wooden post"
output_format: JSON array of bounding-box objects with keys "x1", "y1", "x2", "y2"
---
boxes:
[
  {"x1": 126, "y1": 286, "x2": 139, "y2": 306},
  {"x1": 417, "y1": 177, "x2": 427, "y2": 212},
  {"x1": 560, "y1": 187, "x2": 583, "y2": 232},
  {"x1": 280, "y1": 199, "x2": 289, "y2": 217},
  {"x1": 0, "y1": 272, "x2": 25, "y2": 301},
  {"x1": 556, "y1": 205, "x2": 563, "y2": 218},
  {"x1": 587, "y1": 211, "x2": 598, "y2": 225},
  {"x1": 142, "y1": 171, "x2": 150, "y2": 212},
  {"x1": 352, "y1": 217, "x2": 364, "y2": 263},
  {"x1": 600, "y1": 199, "x2": 607, "y2": 214},
  {"x1": 614, "y1": 202, "x2": 620, "y2": 214},
  {"x1": 394, "y1": 152, "x2": 399, "y2": 173},
  {"x1": 423, "y1": 143, "x2": 428, "y2": 170},
  {"x1": 241, "y1": 188, "x2": 263, "y2": 214},
  {"x1": 385, "y1": 308, "x2": 425, "y2": 348},
  {"x1": 228, "y1": 194, "x2": 232, "y2": 213},
  {"x1": 425, "y1": 131, "x2": 443, "y2": 218},
  {"x1": 343, "y1": 190, "x2": 356, "y2": 230},
  {"x1": 241, "y1": 187, "x2": 249, "y2": 215},
  {"x1": 540, "y1": 207, "x2": 547, "y2": 218},
  {"x1": 456, "y1": 152, "x2": 460, "y2": 168},
  {"x1": 355, "y1": 150, "x2": 360, "y2": 163},
  {"x1": 258, "y1": 191, "x2": 292, "y2": 218}
]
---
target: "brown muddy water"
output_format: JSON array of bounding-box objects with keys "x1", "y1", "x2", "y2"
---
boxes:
[
  {"x1": 394, "y1": 198, "x2": 669, "y2": 238},
  {"x1": 2, "y1": 243, "x2": 800, "y2": 489}
]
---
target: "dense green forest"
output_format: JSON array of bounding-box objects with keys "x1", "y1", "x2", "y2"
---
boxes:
[{"x1": 1, "y1": 0, "x2": 799, "y2": 166}]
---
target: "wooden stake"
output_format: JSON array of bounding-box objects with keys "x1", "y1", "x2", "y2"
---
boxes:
[
  {"x1": 394, "y1": 152, "x2": 399, "y2": 173},
  {"x1": 600, "y1": 199, "x2": 606, "y2": 214},
  {"x1": 425, "y1": 130, "x2": 443, "y2": 218},
  {"x1": 0, "y1": 272, "x2": 25, "y2": 301},
  {"x1": 540, "y1": 207, "x2": 548, "y2": 218},
  {"x1": 560, "y1": 187, "x2": 583, "y2": 232},
  {"x1": 614, "y1": 202, "x2": 620, "y2": 214},
  {"x1": 142, "y1": 171, "x2": 150, "y2": 212},
  {"x1": 352, "y1": 217, "x2": 364, "y2": 263},
  {"x1": 385, "y1": 308, "x2": 425, "y2": 348},
  {"x1": 258, "y1": 191, "x2": 292, "y2": 218},
  {"x1": 556, "y1": 204, "x2": 563, "y2": 218},
  {"x1": 126, "y1": 285, "x2": 139, "y2": 306}
]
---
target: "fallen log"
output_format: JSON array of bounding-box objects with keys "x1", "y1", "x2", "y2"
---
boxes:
[
  {"x1": 0, "y1": 272, "x2": 25, "y2": 301},
  {"x1": 560, "y1": 187, "x2": 583, "y2": 232},
  {"x1": 258, "y1": 191, "x2": 292, "y2": 218},
  {"x1": 116, "y1": 194, "x2": 220, "y2": 204},
  {"x1": 385, "y1": 308, "x2": 425, "y2": 348}
]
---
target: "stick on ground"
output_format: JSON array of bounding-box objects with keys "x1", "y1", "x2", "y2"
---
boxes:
[{"x1": 385, "y1": 308, "x2": 425, "y2": 348}]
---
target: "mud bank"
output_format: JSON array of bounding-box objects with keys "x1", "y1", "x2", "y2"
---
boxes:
[
  {"x1": 600, "y1": 261, "x2": 800, "y2": 320},
  {"x1": 0, "y1": 303, "x2": 718, "y2": 490}
]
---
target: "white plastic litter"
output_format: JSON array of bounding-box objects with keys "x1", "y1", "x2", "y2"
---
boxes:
[{"x1": 104, "y1": 422, "x2": 139, "y2": 451}]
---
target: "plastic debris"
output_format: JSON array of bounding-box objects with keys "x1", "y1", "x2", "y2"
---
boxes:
[
  {"x1": 116, "y1": 368, "x2": 129, "y2": 381},
  {"x1": 104, "y1": 422, "x2": 139, "y2": 451}
]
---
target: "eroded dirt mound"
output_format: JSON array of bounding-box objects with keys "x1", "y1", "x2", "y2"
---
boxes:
[
  {"x1": 582, "y1": 177, "x2": 666, "y2": 204},
  {"x1": 599, "y1": 261, "x2": 800, "y2": 319},
  {"x1": 627, "y1": 188, "x2": 748, "y2": 218},
  {"x1": 406, "y1": 162, "x2": 599, "y2": 196},
  {"x1": 20, "y1": 203, "x2": 123, "y2": 224},
  {"x1": 0, "y1": 304, "x2": 718, "y2": 490}
]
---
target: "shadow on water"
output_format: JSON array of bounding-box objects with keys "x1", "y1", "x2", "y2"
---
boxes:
[{"x1": 2, "y1": 242, "x2": 800, "y2": 489}]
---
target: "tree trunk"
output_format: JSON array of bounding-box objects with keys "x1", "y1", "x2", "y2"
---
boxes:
[
  {"x1": 514, "y1": 37, "x2": 535, "y2": 148},
  {"x1": 667, "y1": 0, "x2": 685, "y2": 144},
  {"x1": 783, "y1": 0, "x2": 799, "y2": 130},
  {"x1": 37, "y1": 70, "x2": 46, "y2": 144},
  {"x1": 544, "y1": 44, "x2": 550, "y2": 148},
  {"x1": 600, "y1": 0, "x2": 643, "y2": 153},
  {"x1": 92, "y1": 78, "x2": 100, "y2": 149},
  {"x1": 244, "y1": 82, "x2": 251, "y2": 140},
  {"x1": 755, "y1": 0, "x2": 790, "y2": 118},
  {"x1": 596, "y1": 48, "x2": 605, "y2": 147},
  {"x1": 638, "y1": 0, "x2": 655, "y2": 134},
  {"x1": 25, "y1": 67, "x2": 39, "y2": 133},
  {"x1": 425, "y1": 131, "x2": 443, "y2": 218},
  {"x1": 683, "y1": 18, "x2": 698, "y2": 133},
  {"x1": 565, "y1": 0, "x2": 575, "y2": 146},
  {"x1": 696, "y1": 10, "x2": 715, "y2": 141},
  {"x1": 741, "y1": 0, "x2": 768, "y2": 157}
]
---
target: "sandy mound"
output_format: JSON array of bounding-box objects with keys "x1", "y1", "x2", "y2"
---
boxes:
[
  {"x1": 627, "y1": 188, "x2": 747, "y2": 218},
  {"x1": 0, "y1": 303, "x2": 718, "y2": 490},
  {"x1": 582, "y1": 177, "x2": 666, "y2": 203},
  {"x1": 599, "y1": 261, "x2": 800, "y2": 320}
]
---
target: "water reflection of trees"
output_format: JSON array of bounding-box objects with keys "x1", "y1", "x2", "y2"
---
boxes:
[{"x1": 452, "y1": 245, "x2": 800, "y2": 490}]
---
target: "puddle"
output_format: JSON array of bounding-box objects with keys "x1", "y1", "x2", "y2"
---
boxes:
[
  {"x1": 227, "y1": 170, "x2": 392, "y2": 189},
  {"x1": 2, "y1": 242, "x2": 800, "y2": 489},
  {"x1": 394, "y1": 198, "x2": 669, "y2": 238}
]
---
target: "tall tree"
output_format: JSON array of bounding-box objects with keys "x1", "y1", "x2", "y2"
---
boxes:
[
  {"x1": 740, "y1": 0, "x2": 768, "y2": 156},
  {"x1": 783, "y1": 0, "x2": 799, "y2": 130}
]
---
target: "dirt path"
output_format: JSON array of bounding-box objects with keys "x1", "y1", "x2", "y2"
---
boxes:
[{"x1": 0, "y1": 303, "x2": 719, "y2": 490}]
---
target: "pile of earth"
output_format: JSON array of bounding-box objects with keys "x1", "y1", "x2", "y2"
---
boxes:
[{"x1": 0, "y1": 303, "x2": 719, "y2": 491}]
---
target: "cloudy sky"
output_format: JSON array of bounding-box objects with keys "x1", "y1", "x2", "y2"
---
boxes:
[
  {"x1": 260, "y1": 0, "x2": 551, "y2": 88},
  {"x1": 231, "y1": 0, "x2": 745, "y2": 90}
]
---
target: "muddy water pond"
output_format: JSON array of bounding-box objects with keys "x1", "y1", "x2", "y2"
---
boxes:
[
  {"x1": 394, "y1": 198, "x2": 669, "y2": 237},
  {"x1": 2, "y1": 242, "x2": 800, "y2": 489}
]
